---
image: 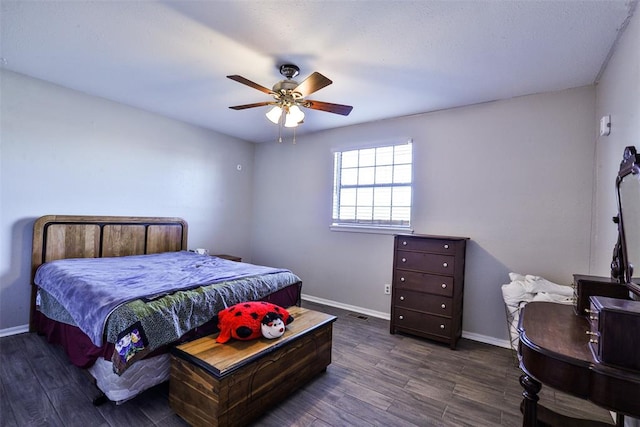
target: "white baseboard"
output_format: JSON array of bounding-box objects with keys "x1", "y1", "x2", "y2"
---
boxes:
[
  {"x1": 302, "y1": 294, "x2": 391, "y2": 320},
  {"x1": 462, "y1": 331, "x2": 511, "y2": 349},
  {"x1": 301, "y1": 293, "x2": 512, "y2": 350},
  {"x1": 0, "y1": 324, "x2": 29, "y2": 338}
]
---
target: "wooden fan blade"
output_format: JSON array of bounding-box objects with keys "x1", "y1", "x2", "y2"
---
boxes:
[
  {"x1": 305, "y1": 100, "x2": 353, "y2": 116},
  {"x1": 229, "y1": 101, "x2": 274, "y2": 110},
  {"x1": 227, "y1": 75, "x2": 273, "y2": 95},
  {"x1": 294, "y1": 72, "x2": 332, "y2": 97}
]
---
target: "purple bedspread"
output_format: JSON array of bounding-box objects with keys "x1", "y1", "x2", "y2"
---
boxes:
[{"x1": 34, "y1": 251, "x2": 288, "y2": 346}]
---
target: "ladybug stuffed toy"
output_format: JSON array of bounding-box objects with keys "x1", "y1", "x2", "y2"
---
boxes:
[{"x1": 215, "y1": 301, "x2": 294, "y2": 343}]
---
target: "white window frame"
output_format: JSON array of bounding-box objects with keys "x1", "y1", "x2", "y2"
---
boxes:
[{"x1": 331, "y1": 139, "x2": 414, "y2": 234}]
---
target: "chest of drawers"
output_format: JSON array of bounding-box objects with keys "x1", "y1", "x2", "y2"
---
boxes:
[{"x1": 390, "y1": 234, "x2": 468, "y2": 349}]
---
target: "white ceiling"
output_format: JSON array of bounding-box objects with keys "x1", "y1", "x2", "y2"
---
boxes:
[{"x1": 1, "y1": 1, "x2": 637, "y2": 143}]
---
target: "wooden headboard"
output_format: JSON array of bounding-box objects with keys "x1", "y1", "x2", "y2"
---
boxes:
[{"x1": 30, "y1": 215, "x2": 188, "y2": 330}]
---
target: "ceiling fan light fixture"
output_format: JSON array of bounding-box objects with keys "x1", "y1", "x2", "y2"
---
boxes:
[
  {"x1": 284, "y1": 113, "x2": 299, "y2": 128},
  {"x1": 285, "y1": 105, "x2": 305, "y2": 127},
  {"x1": 265, "y1": 105, "x2": 283, "y2": 124},
  {"x1": 287, "y1": 105, "x2": 304, "y2": 124}
]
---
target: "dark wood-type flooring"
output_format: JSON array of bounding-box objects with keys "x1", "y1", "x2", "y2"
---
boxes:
[{"x1": 0, "y1": 301, "x2": 615, "y2": 426}]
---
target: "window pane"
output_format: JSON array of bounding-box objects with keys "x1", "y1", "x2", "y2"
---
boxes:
[
  {"x1": 375, "y1": 165, "x2": 393, "y2": 184},
  {"x1": 373, "y1": 206, "x2": 391, "y2": 220},
  {"x1": 358, "y1": 166, "x2": 375, "y2": 185},
  {"x1": 393, "y1": 187, "x2": 412, "y2": 206},
  {"x1": 395, "y1": 144, "x2": 412, "y2": 164},
  {"x1": 340, "y1": 188, "x2": 356, "y2": 205},
  {"x1": 357, "y1": 187, "x2": 373, "y2": 206},
  {"x1": 391, "y1": 206, "x2": 411, "y2": 222},
  {"x1": 375, "y1": 146, "x2": 394, "y2": 166},
  {"x1": 342, "y1": 151, "x2": 359, "y2": 168},
  {"x1": 340, "y1": 206, "x2": 356, "y2": 220},
  {"x1": 374, "y1": 187, "x2": 391, "y2": 206},
  {"x1": 359, "y1": 148, "x2": 376, "y2": 167},
  {"x1": 341, "y1": 168, "x2": 358, "y2": 186},
  {"x1": 356, "y1": 206, "x2": 373, "y2": 220},
  {"x1": 394, "y1": 164, "x2": 412, "y2": 183}
]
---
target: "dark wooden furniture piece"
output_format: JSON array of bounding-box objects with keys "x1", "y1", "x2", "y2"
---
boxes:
[
  {"x1": 573, "y1": 274, "x2": 630, "y2": 316},
  {"x1": 213, "y1": 254, "x2": 242, "y2": 262},
  {"x1": 518, "y1": 302, "x2": 640, "y2": 427},
  {"x1": 390, "y1": 234, "x2": 468, "y2": 349},
  {"x1": 588, "y1": 296, "x2": 640, "y2": 371},
  {"x1": 169, "y1": 306, "x2": 337, "y2": 427}
]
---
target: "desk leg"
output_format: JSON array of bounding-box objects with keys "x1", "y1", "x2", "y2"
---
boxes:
[{"x1": 520, "y1": 374, "x2": 541, "y2": 427}]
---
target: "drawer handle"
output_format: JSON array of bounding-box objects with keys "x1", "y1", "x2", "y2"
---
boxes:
[
  {"x1": 399, "y1": 315, "x2": 404, "y2": 320},
  {"x1": 444, "y1": 244, "x2": 449, "y2": 249},
  {"x1": 442, "y1": 262, "x2": 448, "y2": 268},
  {"x1": 440, "y1": 324, "x2": 445, "y2": 329},
  {"x1": 400, "y1": 277, "x2": 405, "y2": 282},
  {"x1": 402, "y1": 241, "x2": 407, "y2": 246},
  {"x1": 441, "y1": 283, "x2": 447, "y2": 289},
  {"x1": 441, "y1": 303, "x2": 446, "y2": 309},
  {"x1": 402, "y1": 258, "x2": 407, "y2": 263},
  {"x1": 589, "y1": 339, "x2": 599, "y2": 344},
  {"x1": 400, "y1": 296, "x2": 405, "y2": 301}
]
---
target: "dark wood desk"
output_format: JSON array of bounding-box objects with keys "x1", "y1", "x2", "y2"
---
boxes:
[{"x1": 518, "y1": 302, "x2": 640, "y2": 427}]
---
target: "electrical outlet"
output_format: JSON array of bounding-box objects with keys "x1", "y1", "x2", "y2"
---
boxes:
[{"x1": 384, "y1": 284, "x2": 391, "y2": 294}]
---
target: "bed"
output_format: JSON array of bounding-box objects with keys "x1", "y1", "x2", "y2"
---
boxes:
[{"x1": 29, "y1": 215, "x2": 302, "y2": 404}]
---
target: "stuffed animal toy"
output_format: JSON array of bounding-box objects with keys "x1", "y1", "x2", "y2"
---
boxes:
[{"x1": 215, "y1": 301, "x2": 294, "y2": 343}]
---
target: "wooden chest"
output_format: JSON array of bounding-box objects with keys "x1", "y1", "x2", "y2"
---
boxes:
[
  {"x1": 390, "y1": 234, "x2": 468, "y2": 349},
  {"x1": 169, "y1": 306, "x2": 336, "y2": 427}
]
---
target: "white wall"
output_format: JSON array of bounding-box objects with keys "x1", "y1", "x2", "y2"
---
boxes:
[
  {"x1": 592, "y1": 9, "x2": 640, "y2": 277},
  {"x1": 252, "y1": 86, "x2": 596, "y2": 343},
  {"x1": 0, "y1": 70, "x2": 256, "y2": 331}
]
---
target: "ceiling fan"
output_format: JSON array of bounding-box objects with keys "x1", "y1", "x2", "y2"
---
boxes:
[{"x1": 227, "y1": 64, "x2": 353, "y2": 129}]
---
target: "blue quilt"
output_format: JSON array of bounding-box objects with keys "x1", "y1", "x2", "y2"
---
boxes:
[{"x1": 34, "y1": 251, "x2": 290, "y2": 347}]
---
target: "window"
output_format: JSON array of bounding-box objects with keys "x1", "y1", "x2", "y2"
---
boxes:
[{"x1": 332, "y1": 140, "x2": 413, "y2": 231}]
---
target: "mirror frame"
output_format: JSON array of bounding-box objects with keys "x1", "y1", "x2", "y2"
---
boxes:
[{"x1": 613, "y1": 146, "x2": 640, "y2": 298}]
